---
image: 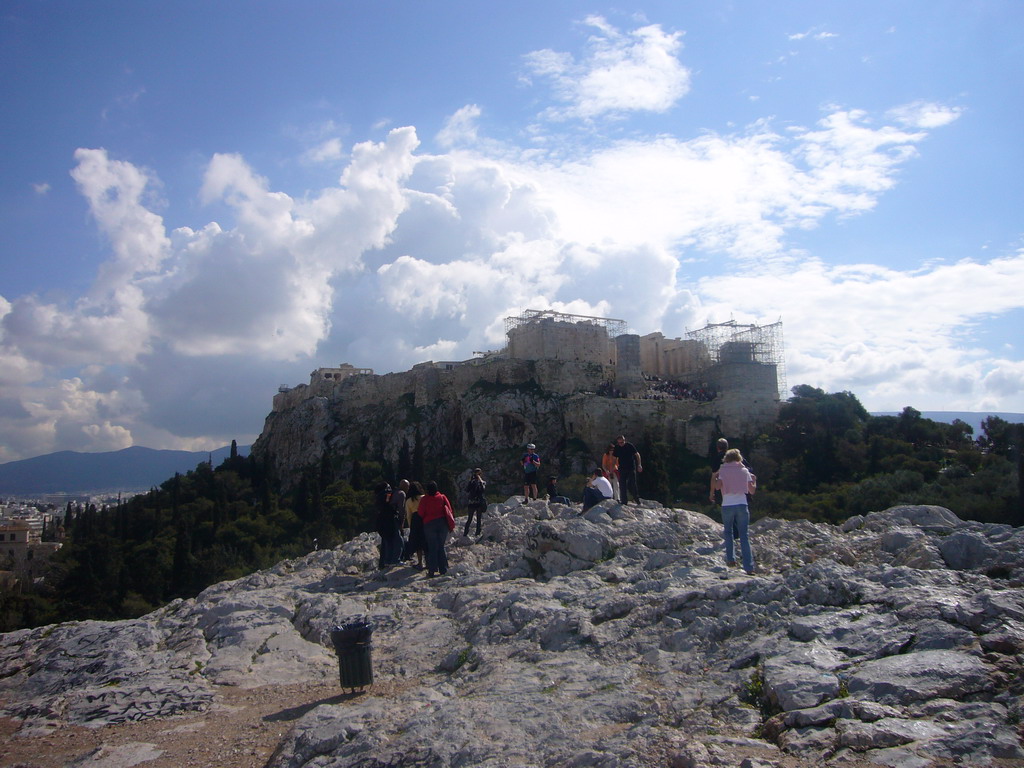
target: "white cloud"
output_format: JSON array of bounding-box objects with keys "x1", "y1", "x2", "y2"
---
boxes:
[
  {"x1": 0, "y1": 79, "x2": 1010, "y2": 462},
  {"x1": 71, "y1": 148, "x2": 170, "y2": 298},
  {"x1": 788, "y1": 28, "x2": 837, "y2": 42},
  {"x1": 982, "y1": 360, "x2": 1024, "y2": 399},
  {"x1": 887, "y1": 101, "x2": 964, "y2": 129},
  {"x1": 524, "y1": 16, "x2": 690, "y2": 120},
  {"x1": 522, "y1": 108, "x2": 941, "y2": 261},
  {"x1": 303, "y1": 137, "x2": 344, "y2": 164},
  {"x1": 437, "y1": 105, "x2": 482, "y2": 148},
  {"x1": 696, "y1": 252, "x2": 1024, "y2": 410},
  {"x1": 32, "y1": 182, "x2": 50, "y2": 195}
]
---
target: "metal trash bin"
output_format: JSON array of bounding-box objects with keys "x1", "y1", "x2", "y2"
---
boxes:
[{"x1": 330, "y1": 620, "x2": 373, "y2": 690}]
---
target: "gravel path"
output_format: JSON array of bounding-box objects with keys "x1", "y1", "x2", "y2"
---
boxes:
[{"x1": 0, "y1": 679, "x2": 362, "y2": 768}]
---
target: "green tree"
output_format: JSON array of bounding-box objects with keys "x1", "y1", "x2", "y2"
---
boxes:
[{"x1": 979, "y1": 417, "x2": 1024, "y2": 525}]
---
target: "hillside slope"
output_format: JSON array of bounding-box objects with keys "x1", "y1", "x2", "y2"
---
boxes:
[
  {"x1": 2, "y1": 500, "x2": 1023, "y2": 767},
  {"x1": 0, "y1": 445, "x2": 249, "y2": 495}
]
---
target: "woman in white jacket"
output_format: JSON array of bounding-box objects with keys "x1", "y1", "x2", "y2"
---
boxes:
[{"x1": 712, "y1": 448, "x2": 757, "y2": 574}]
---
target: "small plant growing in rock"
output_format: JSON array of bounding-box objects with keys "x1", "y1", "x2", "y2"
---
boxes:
[
  {"x1": 740, "y1": 665, "x2": 780, "y2": 725},
  {"x1": 741, "y1": 666, "x2": 765, "y2": 706}
]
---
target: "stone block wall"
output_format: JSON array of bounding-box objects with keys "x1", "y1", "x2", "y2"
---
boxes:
[
  {"x1": 507, "y1": 318, "x2": 613, "y2": 365},
  {"x1": 614, "y1": 335, "x2": 646, "y2": 396},
  {"x1": 640, "y1": 333, "x2": 712, "y2": 379},
  {"x1": 704, "y1": 362, "x2": 779, "y2": 400}
]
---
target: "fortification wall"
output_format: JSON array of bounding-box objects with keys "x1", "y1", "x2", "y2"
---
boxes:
[
  {"x1": 268, "y1": 315, "x2": 783, "y2": 462},
  {"x1": 563, "y1": 396, "x2": 726, "y2": 456},
  {"x1": 704, "y1": 362, "x2": 779, "y2": 401},
  {"x1": 272, "y1": 357, "x2": 615, "y2": 413},
  {"x1": 272, "y1": 358, "x2": 781, "y2": 437},
  {"x1": 614, "y1": 334, "x2": 646, "y2": 396}
]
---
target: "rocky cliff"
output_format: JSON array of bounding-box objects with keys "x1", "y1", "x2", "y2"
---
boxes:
[
  {"x1": 254, "y1": 359, "x2": 778, "y2": 494},
  {"x1": 3, "y1": 501, "x2": 1024, "y2": 767}
]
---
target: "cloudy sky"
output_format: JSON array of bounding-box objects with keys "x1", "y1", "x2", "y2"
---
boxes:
[{"x1": 1, "y1": 1, "x2": 1022, "y2": 462}]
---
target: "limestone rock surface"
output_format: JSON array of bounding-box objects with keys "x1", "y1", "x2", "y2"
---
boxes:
[{"x1": 3, "y1": 502, "x2": 1024, "y2": 767}]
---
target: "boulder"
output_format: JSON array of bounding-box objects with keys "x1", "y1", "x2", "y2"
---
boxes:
[{"x1": 845, "y1": 650, "x2": 991, "y2": 705}]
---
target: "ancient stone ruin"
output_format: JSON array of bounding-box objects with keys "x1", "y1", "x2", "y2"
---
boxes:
[{"x1": 257, "y1": 311, "x2": 785, "y2": 488}]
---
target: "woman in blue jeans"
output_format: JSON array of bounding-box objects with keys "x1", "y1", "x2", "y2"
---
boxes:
[
  {"x1": 712, "y1": 449, "x2": 757, "y2": 574},
  {"x1": 416, "y1": 481, "x2": 455, "y2": 577}
]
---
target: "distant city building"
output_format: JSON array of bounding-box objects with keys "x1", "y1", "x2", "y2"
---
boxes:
[
  {"x1": 0, "y1": 519, "x2": 61, "y2": 587},
  {"x1": 311, "y1": 363, "x2": 374, "y2": 383}
]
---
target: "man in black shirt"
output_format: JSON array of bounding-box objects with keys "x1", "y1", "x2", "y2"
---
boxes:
[
  {"x1": 612, "y1": 435, "x2": 643, "y2": 505},
  {"x1": 464, "y1": 468, "x2": 487, "y2": 537}
]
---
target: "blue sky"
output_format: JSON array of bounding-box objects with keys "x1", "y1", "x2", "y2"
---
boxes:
[{"x1": 1, "y1": 0, "x2": 1022, "y2": 461}]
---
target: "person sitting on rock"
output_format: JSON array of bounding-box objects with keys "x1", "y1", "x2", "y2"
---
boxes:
[
  {"x1": 582, "y1": 468, "x2": 614, "y2": 512},
  {"x1": 546, "y1": 475, "x2": 572, "y2": 505}
]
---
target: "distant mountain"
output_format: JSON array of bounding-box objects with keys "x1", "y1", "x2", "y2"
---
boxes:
[
  {"x1": 870, "y1": 411, "x2": 1024, "y2": 437},
  {"x1": 0, "y1": 445, "x2": 251, "y2": 497}
]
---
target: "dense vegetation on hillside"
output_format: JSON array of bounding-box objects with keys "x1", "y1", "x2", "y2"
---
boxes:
[{"x1": 2, "y1": 389, "x2": 1020, "y2": 632}]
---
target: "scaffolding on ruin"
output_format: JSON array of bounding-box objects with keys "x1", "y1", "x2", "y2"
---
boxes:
[
  {"x1": 504, "y1": 309, "x2": 628, "y2": 339},
  {"x1": 686, "y1": 320, "x2": 788, "y2": 397}
]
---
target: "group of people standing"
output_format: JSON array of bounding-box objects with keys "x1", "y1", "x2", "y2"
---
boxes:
[
  {"x1": 374, "y1": 467, "x2": 490, "y2": 579},
  {"x1": 520, "y1": 434, "x2": 640, "y2": 512},
  {"x1": 375, "y1": 478, "x2": 459, "y2": 578},
  {"x1": 580, "y1": 435, "x2": 644, "y2": 510},
  {"x1": 374, "y1": 433, "x2": 757, "y2": 580},
  {"x1": 539, "y1": 433, "x2": 759, "y2": 574}
]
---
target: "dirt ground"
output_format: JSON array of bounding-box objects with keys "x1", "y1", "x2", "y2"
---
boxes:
[
  {"x1": 0, "y1": 679, "x2": 382, "y2": 768},
  {"x1": 0, "y1": 680, "x2": 1003, "y2": 768}
]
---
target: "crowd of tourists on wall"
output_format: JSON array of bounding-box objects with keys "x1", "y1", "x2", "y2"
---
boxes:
[
  {"x1": 595, "y1": 376, "x2": 717, "y2": 402},
  {"x1": 642, "y1": 376, "x2": 717, "y2": 401}
]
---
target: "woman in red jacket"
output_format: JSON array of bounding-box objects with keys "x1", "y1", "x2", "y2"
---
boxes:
[{"x1": 417, "y1": 481, "x2": 456, "y2": 577}]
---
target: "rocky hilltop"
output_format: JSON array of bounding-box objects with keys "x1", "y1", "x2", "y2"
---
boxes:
[
  {"x1": 3, "y1": 501, "x2": 1024, "y2": 767},
  {"x1": 254, "y1": 359, "x2": 776, "y2": 494}
]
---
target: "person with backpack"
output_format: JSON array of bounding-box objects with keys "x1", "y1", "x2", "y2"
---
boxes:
[
  {"x1": 520, "y1": 443, "x2": 541, "y2": 502},
  {"x1": 464, "y1": 468, "x2": 487, "y2": 537}
]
